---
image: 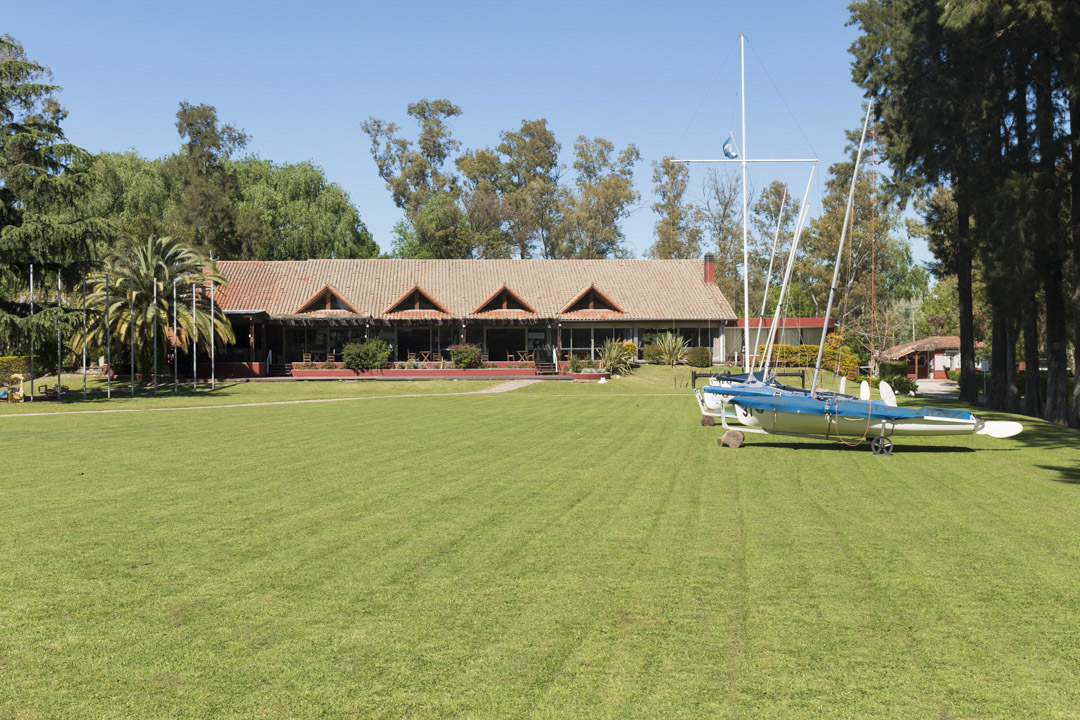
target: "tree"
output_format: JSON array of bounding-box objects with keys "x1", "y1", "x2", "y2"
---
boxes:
[
  {"x1": 560, "y1": 136, "x2": 640, "y2": 258},
  {"x1": 497, "y1": 119, "x2": 562, "y2": 258},
  {"x1": 849, "y1": 0, "x2": 997, "y2": 403},
  {"x1": 361, "y1": 99, "x2": 462, "y2": 220},
  {"x1": 646, "y1": 158, "x2": 701, "y2": 259},
  {"x1": 697, "y1": 169, "x2": 744, "y2": 305},
  {"x1": 75, "y1": 235, "x2": 234, "y2": 374},
  {"x1": 798, "y1": 125, "x2": 921, "y2": 363},
  {"x1": 229, "y1": 158, "x2": 377, "y2": 260},
  {"x1": 0, "y1": 34, "x2": 108, "y2": 358},
  {"x1": 162, "y1": 102, "x2": 249, "y2": 257},
  {"x1": 747, "y1": 180, "x2": 799, "y2": 309}
]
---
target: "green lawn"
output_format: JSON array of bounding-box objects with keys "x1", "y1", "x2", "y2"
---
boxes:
[
  {"x1": 0, "y1": 376, "x2": 500, "y2": 414},
  {"x1": 2, "y1": 366, "x2": 1079, "y2": 718}
]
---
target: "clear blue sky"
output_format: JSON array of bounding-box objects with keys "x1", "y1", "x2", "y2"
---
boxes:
[{"x1": 6, "y1": 1, "x2": 928, "y2": 263}]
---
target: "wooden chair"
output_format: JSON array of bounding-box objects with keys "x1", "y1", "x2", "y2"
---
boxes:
[
  {"x1": 407, "y1": 352, "x2": 417, "y2": 362},
  {"x1": 326, "y1": 351, "x2": 336, "y2": 363},
  {"x1": 480, "y1": 352, "x2": 489, "y2": 363},
  {"x1": 302, "y1": 352, "x2": 312, "y2": 363}
]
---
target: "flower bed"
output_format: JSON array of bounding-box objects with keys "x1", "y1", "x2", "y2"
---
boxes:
[{"x1": 570, "y1": 371, "x2": 611, "y2": 382}]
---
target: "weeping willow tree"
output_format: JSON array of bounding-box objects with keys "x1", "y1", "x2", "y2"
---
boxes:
[{"x1": 73, "y1": 235, "x2": 234, "y2": 374}]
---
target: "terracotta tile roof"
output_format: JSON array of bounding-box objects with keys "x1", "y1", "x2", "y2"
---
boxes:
[
  {"x1": 214, "y1": 259, "x2": 735, "y2": 322},
  {"x1": 882, "y1": 335, "x2": 961, "y2": 358}
]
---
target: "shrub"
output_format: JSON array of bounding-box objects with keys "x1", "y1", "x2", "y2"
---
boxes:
[
  {"x1": 656, "y1": 332, "x2": 688, "y2": 366},
  {"x1": 567, "y1": 354, "x2": 583, "y2": 373},
  {"x1": 342, "y1": 338, "x2": 392, "y2": 371},
  {"x1": 642, "y1": 344, "x2": 663, "y2": 364},
  {"x1": 878, "y1": 360, "x2": 908, "y2": 378},
  {"x1": 0, "y1": 356, "x2": 30, "y2": 378},
  {"x1": 448, "y1": 343, "x2": 482, "y2": 369},
  {"x1": 321, "y1": 362, "x2": 342, "y2": 370},
  {"x1": 599, "y1": 339, "x2": 634, "y2": 375},
  {"x1": 686, "y1": 346, "x2": 712, "y2": 368},
  {"x1": 882, "y1": 374, "x2": 918, "y2": 395},
  {"x1": 621, "y1": 341, "x2": 637, "y2": 357},
  {"x1": 292, "y1": 361, "x2": 318, "y2": 370}
]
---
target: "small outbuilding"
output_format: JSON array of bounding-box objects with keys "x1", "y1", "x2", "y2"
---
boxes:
[{"x1": 881, "y1": 336, "x2": 963, "y2": 379}]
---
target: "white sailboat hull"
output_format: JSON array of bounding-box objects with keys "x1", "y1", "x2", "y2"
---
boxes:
[{"x1": 733, "y1": 405, "x2": 978, "y2": 437}]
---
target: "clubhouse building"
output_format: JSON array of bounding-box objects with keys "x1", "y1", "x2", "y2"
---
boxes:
[{"x1": 212, "y1": 256, "x2": 737, "y2": 375}]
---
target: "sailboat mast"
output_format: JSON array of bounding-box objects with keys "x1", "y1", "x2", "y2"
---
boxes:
[
  {"x1": 810, "y1": 99, "x2": 874, "y2": 396},
  {"x1": 740, "y1": 32, "x2": 750, "y2": 373}
]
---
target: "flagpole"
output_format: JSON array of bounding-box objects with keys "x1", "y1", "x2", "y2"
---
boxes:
[
  {"x1": 105, "y1": 274, "x2": 111, "y2": 399},
  {"x1": 29, "y1": 264, "x2": 34, "y2": 402},
  {"x1": 82, "y1": 273, "x2": 87, "y2": 400},
  {"x1": 153, "y1": 280, "x2": 158, "y2": 396},
  {"x1": 192, "y1": 279, "x2": 197, "y2": 391},
  {"x1": 173, "y1": 277, "x2": 178, "y2": 394},
  {"x1": 57, "y1": 272, "x2": 62, "y2": 399},
  {"x1": 129, "y1": 279, "x2": 135, "y2": 398},
  {"x1": 210, "y1": 281, "x2": 216, "y2": 391}
]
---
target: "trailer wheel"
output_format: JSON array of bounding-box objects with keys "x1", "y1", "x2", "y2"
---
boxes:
[{"x1": 871, "y1": 436, "x2": 894, "y2": 456}]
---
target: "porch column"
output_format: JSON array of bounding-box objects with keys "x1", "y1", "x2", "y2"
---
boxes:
[{"x1": 249, "y1": 324, "x2": 255, "y2": 363}]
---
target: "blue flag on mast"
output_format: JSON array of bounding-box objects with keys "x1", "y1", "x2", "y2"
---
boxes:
[{"x1": 723, "y1": 133, "x2": 739, "y2": 160}]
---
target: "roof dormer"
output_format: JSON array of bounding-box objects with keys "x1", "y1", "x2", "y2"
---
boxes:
[
  {"x1": 560, "y1": 284, "x2": 624, "y2": 314},
  {"x1": 473, "y1": 285, "x2": 537, "y2": 314},
  {"x1": 295, "y1": 284, "x2": 360, "y2": 314},
  {"x1": 384, "y1": 284, "x2": 450, "y2": 314}
]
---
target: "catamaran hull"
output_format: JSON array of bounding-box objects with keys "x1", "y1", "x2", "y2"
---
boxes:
[{"x1": 732, "y1": 405, "x2": 978, "y2": 437}]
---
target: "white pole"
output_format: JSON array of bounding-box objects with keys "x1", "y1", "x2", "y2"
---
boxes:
[
  {"x1": 82, "y1": 273, "x2": 87, "y2": 400},
  {"x1": 192, "y1": 281, "x2": 197, "y2": 390},
  {"x1": 753, "y1": 188, "x2": 787, "y2": 370},
  {"x1": 57, "y1": 272, "x2": 62, "y2": 398},
  {"x1": 105, "y1": 274, "x2": 111, "y2": 399},
  {"x1": 152, "y1": 281, "x2": 158, "y2": 396},
  {"x1": 210, "y1": 281, "x2": 215, "y2": 391},
  {"x1": 740, "y1": 32, "x2": 750, "y2": 373},
  {"x1": 129, "y1": 281, "x2": 135, "y2": 398},
  {"x1": 29, "y1": 264, "x2": 34, "y2": 402},
  {"x1": 173, "y1": 278, "x2": 178, "y2": 394},
  {"x1": 811, "y1": 100, "x2": 873, "y2": 396}
]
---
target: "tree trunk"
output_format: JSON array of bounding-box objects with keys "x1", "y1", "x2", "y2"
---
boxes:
[
  {"x1": 1071, "y1": 89, "x2": 1080, "y2": 428},
  {"x1": 1034, "y1": 56, "x2": 1069, "y2": 425},
  {"x1": 955, "y1": 189, "x2": 979, "y2": 403},
  {"x1": 1023, "y1": 287, "x2": 1042, "y2": 418},
  {"x1": 1043, "y1": 265, "x2": 1069, "y2": 424},
  {"x1": 1005, "y1": 315, "x2": 1020, "y2": 414},
  {"x1": 989, "y1": 303, "x2": 1008, "y2": 410}
]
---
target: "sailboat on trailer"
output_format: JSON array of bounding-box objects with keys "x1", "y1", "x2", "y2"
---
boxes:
[{"x1": 685, "y1": 35, "x2": 1021, "y2": 454}]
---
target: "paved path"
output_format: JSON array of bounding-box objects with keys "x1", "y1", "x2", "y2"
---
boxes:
[
  {"x1": 916, "y1": 378, "x2": 961, "y2": 401},
  {"x1": 472, "y1": 379, "x2": 542, "y2": 393}
]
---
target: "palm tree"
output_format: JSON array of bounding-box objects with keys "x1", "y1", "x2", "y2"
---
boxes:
[{"x1": 74, "y1": 235, "x2": 235, "y2": 374}]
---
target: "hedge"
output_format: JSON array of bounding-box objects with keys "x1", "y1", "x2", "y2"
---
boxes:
[
  {"x1": 754, "y1": 343, "x2": 859, "y2": 380},
  {"x1": 878, "y1": 360, "x2": 908, "y2": 378},
  {"x1": 0, "y1": 356, "x2": 31, "y2": 378}
]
